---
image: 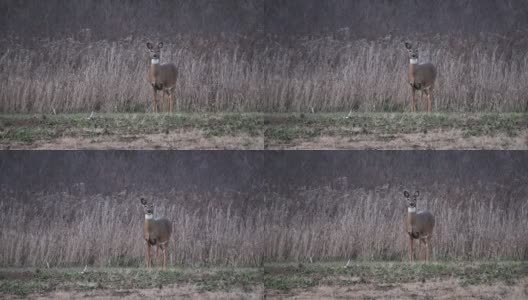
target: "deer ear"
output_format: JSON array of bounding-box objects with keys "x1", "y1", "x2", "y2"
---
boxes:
[
  {"x1": 140, "y1": 197, "x2": 147, "y2": 205},
  {"x1": 403, "y1": 191, "x2": 410, "y2": 198},
  {"x1": 146, "y1": 42, "x2": 153, "y2": 50},
  {"x1": 404, "y1": 42, "x2": 412, "y2": 49},
  {"x1": 158, "y1": 42, "x2": 163, "y2": 48},
  {"x1": 414, "y1": 190, "x2": 420, "y2": 197}
]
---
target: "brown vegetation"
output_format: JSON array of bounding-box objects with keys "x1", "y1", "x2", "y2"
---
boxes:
[
  {"x1": 2, "y1": 1, "x2": 527, "y2": 39},
  {"x1": 1, "y1": 184, "x2": 527, "y2": 268},
  {"x1": 0, "y1": 191, "x2": 266, "y2": 267},
  {"x1": 2, "y1": 1, "x2": 528, "y2": 114},
  {"x1": 264, "y1": 186, "x2": 528, "y2": 262},
  {"x1": 1, "y1": 33, "x2": 527, "y2": 114}
]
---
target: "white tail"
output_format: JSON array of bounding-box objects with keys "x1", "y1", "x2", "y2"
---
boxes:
[
  {"x1": 140, "y1": 197, "x2": 172, "y2": 269},
  {"x1": 405, "y1": 42, "x2": 437, "y2": 112},
  {"x1": 403, "y1": 190, "x2": 435, "y2": 262},
  {"x1": 146, "y1": 41, "x2": 178, "y2": 113}
]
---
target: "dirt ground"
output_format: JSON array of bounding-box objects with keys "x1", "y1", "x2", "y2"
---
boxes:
[
  {"x1": 3, "y1": 129, "x2": 526, "y2": 150},
  {"x1": 1, "y1": 112, "x2": 526, "y2": 149},
  {"x1": 265, "y1": 279, "x2": 528, "y2": 300},
  {"x1": 0, "y1": 113, "x2": 264, "y2": 150},
  {"x1": 269, "y1": 129, "x2": 528, "y2": 150},
  {"x1": 24, "y1": 285, "x2": 262, "y2": 300},
  {"x1": 1, "y1": 131, "x2": 263, "y2": 150},
  {"x1": 2, "y1": 262, "x2": 528, "y2": 300},
  {"x1": 4, "y1": 279, "x2": 526, "y2": 299}
]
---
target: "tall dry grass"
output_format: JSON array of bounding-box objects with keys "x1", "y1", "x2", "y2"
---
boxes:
[
  {"x1": 264, "y1": 186, "x2": 528, "y2": 262},
  {"x1": 1, "y1": 34, "x2": 527, "y2": 113},
  {"x1": 0, "y1": 190, "x2": 267, "y2": 267},
  {"x1": 0, "y1": 37, "x2": 264, "y2": 113},
  {"x1": 1, "y1": 184, "x2": 527, "y2": 267}
]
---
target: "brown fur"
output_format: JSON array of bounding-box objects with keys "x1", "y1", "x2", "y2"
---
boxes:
[
  {"x1": 405, "y1": 42, "x2": 437, "y2": 112},
  {"x1": 403, "y1": 190, "x2": 435, "y2": 262},
  {"x1": 141, "y1": 198, "x2": 172, "y2": 269},
  {"x1": 144, "y1": 218, "x2": 172, "y2": 246},
  {"x1": 146, "y1": 42, "x2": 178, "y2": 113}
]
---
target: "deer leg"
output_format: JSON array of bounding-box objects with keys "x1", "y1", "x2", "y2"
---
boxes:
[
  {"x1": 146, "y1": 243, "x2": 151, "y2": 268},
  {"x1": 411, "y1": 89, "x2": 416, "y2": 112},
  {"x1": 417, "y1": 239, "x2": 421, "y2": 261},
  {"x1": 165, "y1": 90, "x2": 170, "y2": 113},
  {"x1": 425, "y1": 239, "x2": 431, "y2": 262},
  {"x1": 418, "y1": 240, "x2": 422, "y2": 261},
  {"x1": 165, "y1": 91, "x2": 169, "y2": 114},
  {"x1": 418, "y1": 240, "x2": 421, "y2": 261},
  {"x1": 420, "y1": 91, "x2": 424, "y2": 111},
  {"x1": 169, "y1": 90, "x2": 174, "y2": 113},
  {"x1": 162, "y1": 91, "x2": 166, "y2": 112},
  {"x1": 409, "y1": 237, "x2": 414, "y2": 262},
  {"x1": 153, "y1": 90, "x2": 158, "y2": 113},
  {"x1": 163, "y1": 247, "x2": 167, "y2": 270},
  {"x1": 420, "y1": 240, "x2": 425, "y2": 260},
  {"x1": 156, "y1": 246, "x2": 160, "y2": 267},
  {"x1": 424, "y1": 240, "x2": 428, "y2": 262},
  {"x1": 428, "y1": 89, "x2": 433, "y2": 113},
  {"x1": 425, "y1": 240, "x2": 429, "y2": 261},
  {"x1": 160, "y1": 246, "x2": 164, "y2": 266}
]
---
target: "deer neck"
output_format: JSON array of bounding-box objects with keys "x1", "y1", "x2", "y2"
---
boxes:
[
  {"x1": 149, "y1": 60, "x2": 162, "y2": 85},
  {"x1": 150, "y1": 59, "x2": 161, "y2": 74},
  {"x1": 144, "y1": 214, "x2": 155, "y2": 229},
  {"x1": 143, "y1": 214, "x2": 155, "y2": 239},
  {"x1": 407, "y1": 207, "x2": 417, "y2": 227},
  {"x1": 408, "y1": 59, "x2": 418, "y2": 82}
]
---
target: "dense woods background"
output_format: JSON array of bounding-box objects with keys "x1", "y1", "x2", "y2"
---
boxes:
[
  {"x1": 1, "y1": 0, "x2": 528, "y2": 113},
  {"x1": 1, "y1": 151, "x2": 528, "y2": 266},
  {"x1": 2, "y1": 151, "x2": 527, "y2": 196},
  {"x1": 2, "y1": 0, "x2": 528, "y2": 39}
]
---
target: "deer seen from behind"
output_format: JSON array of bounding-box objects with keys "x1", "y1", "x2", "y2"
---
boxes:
[
  {"x1": 405, "y1": 42, "x2": 437, "y2": 112},
  {"x1": 146, "y1": 42, "x2": 178, "y2": 113},
  {"x1": 404, "y1": 190, "x2": 435, "y2": 262},
  {"x1": 141, "y1": 197, "x2": 172, "y2": 270}
]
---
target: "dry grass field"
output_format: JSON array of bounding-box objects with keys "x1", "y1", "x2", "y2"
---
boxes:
[
  {"x1": 0, "y1": 267, "x2": 264, "y2": 299},
  {"x1": 1, "y1": 34, "x2": 528, "y2": 114},
  {"x1": 1, "y1": 262, "x2": 527, "y2": 299},
  {"x1": 264, "y1": 112, "x2": 528, "y2": 149},
  {"x1": 2, "y1": 1, "x2": 528, "y2": 298},
  {"x1": 2, "y1": 28, "x2": 527, "y2": 150},
  {"x1": 1, "y1": 112, "x2": 526, "y2": 149},
  {"x1": 0, "y1": 113, "x2": 264, "y2": 149},
  {"x1": 1, "y1": 155, "x2": 527, "y2": 298},
  {"x1": 1, "y1": 185, "x2": 527, "y2": 268},
  {"x1": 263, "y1": 261, "x2": 528, "y2": 299}
]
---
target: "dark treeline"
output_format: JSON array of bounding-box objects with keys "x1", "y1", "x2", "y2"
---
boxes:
[
  {"x1": 1, "y1": 0, "x2": 527, "y2": 41},
  {"x1": 1, "y1": 151, "x2": 527, "y2": 201},
  {"x1": 0, "y1": 151, "x2": 265, "y2": 195}
]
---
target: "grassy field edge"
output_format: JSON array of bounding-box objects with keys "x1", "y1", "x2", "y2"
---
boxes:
[{"x1": 1, "y1": 261, "x2": 527, "y2": 297}]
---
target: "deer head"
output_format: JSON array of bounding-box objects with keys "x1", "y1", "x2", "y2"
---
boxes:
[
  {"x1": 404, "y1": 42, "x2": 419, "y2": 64},
  {"x1": 140, "y1": 197, "x2": 154, "y2": 219},
  {"x1": 403, "y1": 189, "x2": 435, "y2": 262},
  {"x1": 146, "y1": 42, "x2": 163, "y2": 64},
  {"x1": 140, "y1": 197, "x2": 172, "y2": 269},
  {"x1": 403, "y1": 190, "x2": 420, "y2": 212}
]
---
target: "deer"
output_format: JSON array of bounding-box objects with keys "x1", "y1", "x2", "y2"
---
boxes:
[
  {"x1": 146, "y1": 42, "x2": 178, "y2": 113},
  {"x1": 140, "y1": 197, "x2": 172, "y2": 270},
  {"x1": 404, "y1": 190, "x2": 435, "y2": 263},
  {"x1": 404, "y1": 42, "x2": 437, "y2": 113}
]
